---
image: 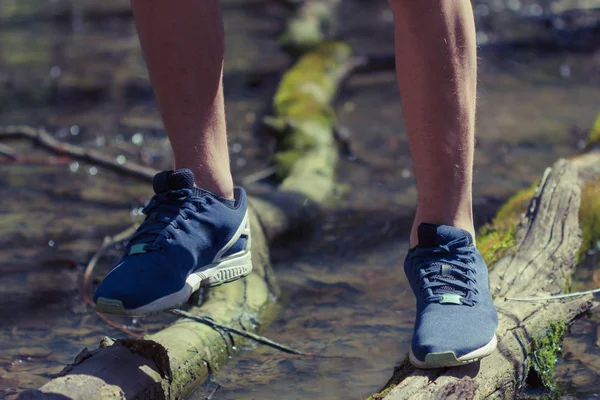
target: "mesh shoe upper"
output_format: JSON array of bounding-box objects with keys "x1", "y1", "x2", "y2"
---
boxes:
[
  {"x1": 93, "y1": 169, "x2": 248, "y2": 310},
  {"x1": 404, "y1": 223, "x2": 498, "y2": 361}
]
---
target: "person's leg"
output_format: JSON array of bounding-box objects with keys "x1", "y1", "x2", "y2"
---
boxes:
[
  {"x1": 388, "y1": 0, "x2": 476, "y2": 246},
  {"x1": 131, "y1": 0, "x2": 233, "y2": 199},
  {"x1": 95, "y1": 2, "x2": 253, "y2": 315},
  {"x1": 390, "y1": 0, "x2": 498, "y2": 369}
]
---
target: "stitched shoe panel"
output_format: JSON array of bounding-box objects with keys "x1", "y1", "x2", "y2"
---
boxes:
[
  {"x1": 404, "y1": 223, "x2": 498, "y2": 367},
  {"x1": 94, "y1": 169, "x2": 252, "y2": 315}
]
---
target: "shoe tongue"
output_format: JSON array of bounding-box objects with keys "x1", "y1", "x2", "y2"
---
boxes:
[
  {"x1": 417, "y1": 223, "x2": 473, "y2": 248},
  {"x1": 153, "y1": 169, "x2": 195, "y2": 194}
]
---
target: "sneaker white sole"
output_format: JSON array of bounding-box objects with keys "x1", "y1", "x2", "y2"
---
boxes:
[
  {"x1": 409, "y1": 334, "x2": 497, "y2": 369},
  {"x1": 95, "y1": 250, "x2": 253, "y2": 316}
]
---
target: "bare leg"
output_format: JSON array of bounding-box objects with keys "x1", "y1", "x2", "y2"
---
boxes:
[
  {"x1": 389, "y1": 0, "x2": 477, "y2": 246},
  {"x1": 131, "y1": 0, "x2": 233, "y2": 198}
]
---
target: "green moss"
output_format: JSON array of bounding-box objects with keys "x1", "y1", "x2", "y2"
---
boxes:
[
  {"x1": 528, "y1": 321, "x2": 567, "y2": 393},
  {"x1": 273, "y1": 150, "x2": 303, "y2": 178},
  {"x1": 576, "y1": 179, "x2": 600, "y2": 263},
  {"x1": 262, "y1": 115, "x2": 292, "y2": 134},
  {"x1": 271, "y1": 126, "x2": 323, "y2": 179},
  {"x1": 495, "y1": 183, "x2": 537, "y2": 222},
  {"x1": 563, "y1": 273, "x2": 573, "y2": 294},
  {"x1": 478, "y1": 226, "x2": 517, "y2": 267},
  {"x1": 280, "y1": 127, "x2": 318, "y2": 150},
  {"x1": 278, "y1": 3, "x2": 335, "y2": 53},
  {"x1": 585, "y1": 112, "x2": 600, "y2": 148},
  {"x1": 270, "y1": 42, "x2": 351, "y2": 178},
  {"x1": 279, "y1": 21, "x2": 325, "y2": 54},
  {"x1": 365, "y1": 386, "x2": 394, "y2": 400},
  {"x1": 478, "y1": 182, "x2": 538, "y2": 267},
  {"x1": 274, "y1": 42, "x2": 351, "y2": 121}
]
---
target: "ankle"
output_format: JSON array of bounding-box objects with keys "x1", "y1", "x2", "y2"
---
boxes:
[
  {"x1": 194, "y1": 174, "x2": 234, "y2": 199},
  {"x1": 410, "y1": 214, "x2": 475, "y2": 248},
  {"x1": 173, "y1": 163, "x2": 234, "y2": 199}
]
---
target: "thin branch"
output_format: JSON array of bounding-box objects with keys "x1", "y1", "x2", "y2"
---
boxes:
[
  {"x1": 93, "y1": 309, "x2": 143, "y2": 339},
  {"x1": 1, "y1": 156, "x2": 73, "y2": 165},
  {"x1": 0, "y1": 125, "x2": 157, "y2": 182},
  {"x1": 242, "y1": 166, "x2": 277, "y2": 185},
  {"x1": 169, "y1": 309, "x2": 309, "y2": 356},
  {"x1": 507, "y1": 287, "x2": 600, "y2": 302},
  {"x1": 205, "y1": 385, "x2": 221, "y2": 400}
]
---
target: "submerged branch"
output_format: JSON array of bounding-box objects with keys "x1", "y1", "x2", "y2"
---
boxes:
[
  {"x1": 169, "y1": 309, "x2": 308, "y2": 356},
  {"x1": 0, "y1": 125, "x2": 158, "y2": 182}
]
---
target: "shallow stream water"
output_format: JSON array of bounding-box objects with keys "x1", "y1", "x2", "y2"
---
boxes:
[{"x1": 1, "y1": 0, "x2": 599, "y2": 399}]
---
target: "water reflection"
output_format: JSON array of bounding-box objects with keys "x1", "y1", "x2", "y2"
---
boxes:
[{"x1": 200, "y1": 228, "x2": 414, "y2": 400}]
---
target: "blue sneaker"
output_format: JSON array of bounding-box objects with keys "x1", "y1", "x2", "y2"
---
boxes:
[
  {"x1": 94, "y1": 169, "x2": 252, "y2": 316},
  {"x1": 404, "y1": 223, "x2": 498, "y2": 368}
]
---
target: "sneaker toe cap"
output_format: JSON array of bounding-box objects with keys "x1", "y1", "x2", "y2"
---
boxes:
[
  {"x1": 412, "y1": 305, "x2": 497, "y2": 361},
  {"x1": 94, "y1": 280, "x2": 150, "y2": 311},
  {"x1": 93, "y1": 258, "x2": 184, "y2": 311}
]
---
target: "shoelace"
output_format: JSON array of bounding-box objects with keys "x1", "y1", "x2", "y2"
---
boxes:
[
  {"x1": 128, "y1": 189, "x2": 200, "y2": 252},
  {"x1": 412, "y1": 236, "x2": 478, "y2": 306}
]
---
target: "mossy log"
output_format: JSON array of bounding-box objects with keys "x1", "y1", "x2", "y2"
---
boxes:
[
  {"x1": 267, "y1": 41, "x2": 354, "y2": 203},
  {"x1": 585, "y1": 112, "x2": 600, "y2": 149},
  {"x1": 18, "y1": 37, "x2": 354, "y2": 400},
  {"x1": 278, "y1": 0, "x2": 341, "y2": 53},
  {"x1": 373, "y1": 155, "x2": 600, "y2": 400}
]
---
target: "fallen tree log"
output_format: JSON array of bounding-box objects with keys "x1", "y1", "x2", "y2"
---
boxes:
[
  {"x1": 278, "y1": 0, "x2": 341, "y2": 53},
  {"x1": 370, "y1": 153, "x2": 600, "y2": 400},
  {"x1": 16, "y1": 37, "x2": 355, "y2": 400}
]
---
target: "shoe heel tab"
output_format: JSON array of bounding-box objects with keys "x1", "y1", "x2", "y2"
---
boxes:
[{"x1": 232, "y1": 187, "x2": 248, "y2": 209}]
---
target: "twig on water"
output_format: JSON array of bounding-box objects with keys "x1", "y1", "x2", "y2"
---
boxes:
[
  {"x1": 80, "y1": 223, "x2": 142, "y2": 338},
  {"x1": 1, "y1": 156, "x2": 76, "y2": 167},
  {"x1": 0, "y1": 125, "x2": 157, "y2": 182},
  {"x1": 242, "y1": 166, "x2": 277, "y2": 185},
  {"x1": 507, "y1": 287, "x2": 600, "y2": 302},
  {"x1": 169, "y1": 309, "x2": 310, "y2": 356},
  {"x1": 204, "y1": 384, "x2": 221, "y2": 400}
]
